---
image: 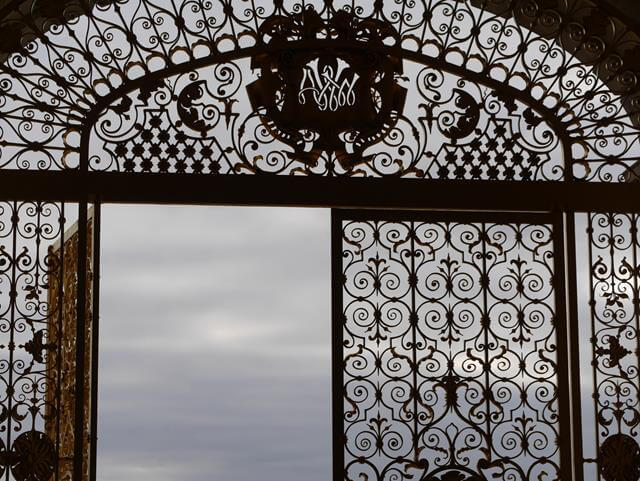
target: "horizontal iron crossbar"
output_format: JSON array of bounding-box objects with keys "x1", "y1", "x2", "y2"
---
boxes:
[{"x1": 1, "y1": 170, "x2": 639, "y2": 212}]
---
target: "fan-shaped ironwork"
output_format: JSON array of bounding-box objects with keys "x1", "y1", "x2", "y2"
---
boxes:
[
  {"x1": 1, "y1": 1, "x2": 640, "y2": 481},
  {"x1": 0, "y1": 0, "x2": 637, "y2": 182}
]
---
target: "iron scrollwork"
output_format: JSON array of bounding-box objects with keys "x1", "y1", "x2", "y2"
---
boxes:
[
  {"x1": 338, "y1": 213, "x2": 562, "y2": 481},
  {"x1": 246, "y1": 9, "x2": 407, "y2": 169},
  {"x1": 585, "y1": 213, "x2": 640, "y2": 480},
  {"x1": 0, "y1": 202, "x2": 93, "y2": 481},
  {"x1": 424, "y1": 467, "x2": 485, "y2": 481},
  {"x1": 415, "y1": 69, "x2": 562, "y2": 180},
  {"x1": 0, "y1": 0, "x2": 638, "y2": 181},
  {"x1": 91, "y1": 57, "x2": 563, "y2": 178},
  {"x1": 0, "y1": 203, "x2": 65, "y2": 481}
]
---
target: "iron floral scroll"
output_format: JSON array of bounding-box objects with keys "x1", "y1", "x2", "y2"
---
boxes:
[
  {"x1": 584, "y1": 213, "x2": 640, "y2": 481},
  {"x1": 246, "y1": 10, "x2": 407, "y2": 169},
  {"x1": 337, "y1": 213, "x2": 563, "y2": 481},
  {"x1": 0, "y1": 0, "x2": 638, "y2": 181}
]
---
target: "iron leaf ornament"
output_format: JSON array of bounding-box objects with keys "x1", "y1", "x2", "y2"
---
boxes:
[{"x1": 247, "y1": 8, "x2": 407, "y2": 170}]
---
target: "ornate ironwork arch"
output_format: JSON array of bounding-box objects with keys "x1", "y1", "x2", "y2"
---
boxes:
[
  {"x1": 0, "y1": 0, "x2": 639, "y2": 187},
  {"x1": 2, "y1": 2, "x2": 640, "y2": 481}
]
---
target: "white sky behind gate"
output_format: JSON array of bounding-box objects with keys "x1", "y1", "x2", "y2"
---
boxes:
[
  {"x1": 0, "y1": 0, "x2": 634, "y2": 477},
  {"x1": 94, "y1": 205, "x2": 603, "y2": 481},
  {"x1": 97, "y1": 205, "x2": 332, "y2": 481}
]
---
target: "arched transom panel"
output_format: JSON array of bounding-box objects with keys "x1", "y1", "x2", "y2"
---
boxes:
[
  {"x1": 90, "y1": 59, "x2": 564, "y2": 179},
  {"x1": 0, "y1": 0, "x2": 639, "y2": 182}
]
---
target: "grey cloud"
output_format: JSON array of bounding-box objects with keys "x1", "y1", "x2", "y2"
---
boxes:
[
  {"x1": 97, "y1": 206, "x2": 332, "y2": 481},
  {"x1": 95, "y1": 205, "x2": 601, "y2": 481}
]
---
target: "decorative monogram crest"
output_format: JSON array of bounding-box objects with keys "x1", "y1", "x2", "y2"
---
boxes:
[
  {"x1": 298, "y1": 58, "x2": 359, "y2": 112},
  {"x1": 247, "y1": 9, "x2": 406, "y2": 170}
]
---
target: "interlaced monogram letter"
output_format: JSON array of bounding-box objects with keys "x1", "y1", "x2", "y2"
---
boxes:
[{"x1": 298, "y1": 58, "x2": 359, "y2": 111}]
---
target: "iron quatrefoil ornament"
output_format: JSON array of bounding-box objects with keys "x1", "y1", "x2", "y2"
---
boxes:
[{"x1": 247, "y1": 8, "x2": 407, "y2": 170}]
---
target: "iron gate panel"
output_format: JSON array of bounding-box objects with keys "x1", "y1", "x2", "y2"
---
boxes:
[
  {"x1": 332, "y1": 210, "x2": 571, "y2": 481},
  {"x1": 0, "y1": 202, "x2": 96, "y2": 481},
  {"x1": 575, "y1": 212, "x2": 640, "y2": 481}
]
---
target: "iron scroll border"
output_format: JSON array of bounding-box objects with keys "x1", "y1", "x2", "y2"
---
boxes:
[
  {"x1": 331, "y1": 209, "x2": 574, "y2": 481},
  {"x1": 0, "y1": 0, "x2": 639, "y2": 185}
]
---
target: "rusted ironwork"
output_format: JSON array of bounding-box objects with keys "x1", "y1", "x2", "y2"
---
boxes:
[{"x1": 46, "y1": 215, "x2": 93, "y2": 481}]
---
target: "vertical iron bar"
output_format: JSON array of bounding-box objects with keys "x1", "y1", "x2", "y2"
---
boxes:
[
  {"x1": 54, "y1": 203, "x2": 66, "y2": 481},
  {"x1": 409, "y1": 221, "x2": 418, "y2": 462},
  {"x1": 586, "y1": 213, "x2": 601, "y2": 481},
  {"x1": 89, "y1": 201, "x2": 101, "y2": 481},
  {"x1": 564, "y1": 212, "x2": 585, "y2": 481},
  {"x1": 5, "y1": 201, "x2": 17, "y2": 481},
  {"x1": 481, "y1": 222, "x2": 491, "y2": 460},
  {"x1": 553, "y1": 211, "x2": 578, "y2": 481},
  {"x1": 73, "y1": 201, "x2": 88, "y2": 481},
  {"x1": 331, "y1": 209, "x2": 345, "y2": 481}
]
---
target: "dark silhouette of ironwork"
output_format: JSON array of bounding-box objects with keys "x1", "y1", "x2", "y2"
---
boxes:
[
  {"x1": 0, "y1": 0, "x2": 638, "y2": 181},
  {"x1": 247, "y1": 9, "x2": 407, "y2": 169},
  {"x1": 334, "y1": 211, "x2": 568, "y2": 481},
  {"x1": 0, "y1": 0, "x2": 639, "y2": 480}
]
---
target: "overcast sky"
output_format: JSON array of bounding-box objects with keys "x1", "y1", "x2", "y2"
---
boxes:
[{"x1": 97, "y1": 205, "x2": 332, "y2": 481}]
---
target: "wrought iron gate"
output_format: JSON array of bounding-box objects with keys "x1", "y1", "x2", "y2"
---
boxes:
[
  {"x1": 0, "y1": 202, "x2": 99, "y2": 481},
  {"x1": 333, "y1": 210, "x2": 572, "y2": 480},
  {"x1": 2, "y1": 0, "x2": 640, "y2": 479}
]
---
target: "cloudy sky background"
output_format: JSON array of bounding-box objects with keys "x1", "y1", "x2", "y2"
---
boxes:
[
  {"x1": 97, "y1": 205, "x2": 332, "y2": 481},
  {"x1": 93, "y1": 206, "x2": 605, "y2": 481}
]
